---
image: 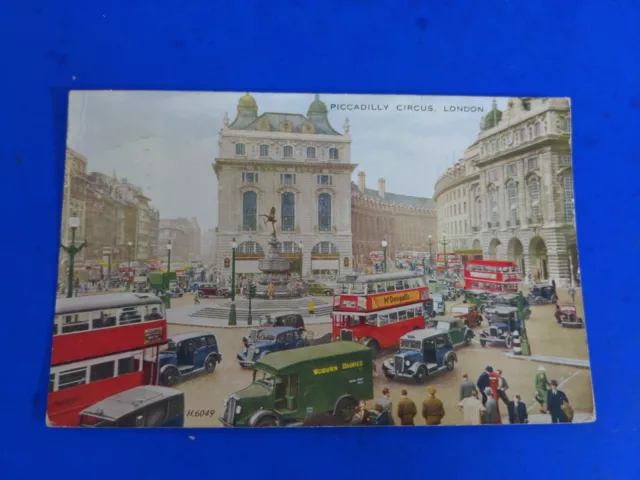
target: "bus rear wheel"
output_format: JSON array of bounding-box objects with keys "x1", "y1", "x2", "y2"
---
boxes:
[{"x1": 366, "y1": 340, "x2": 380, "y2": 359}]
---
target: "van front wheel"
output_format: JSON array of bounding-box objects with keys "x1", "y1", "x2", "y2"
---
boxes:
[{"x1": 255, "y1": 416, "x2": 279, "y2": 427}]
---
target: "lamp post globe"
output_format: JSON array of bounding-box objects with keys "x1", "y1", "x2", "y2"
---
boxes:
[{"x1": 61, "y1": 214, "x2": 87, "y2": 298}]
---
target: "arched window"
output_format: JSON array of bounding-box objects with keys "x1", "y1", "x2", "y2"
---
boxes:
[
  {"x1": 318, "y1": 193, "x2": 332, "y2": 231},
  {"x1": 488, "y1": 186, "x2": 499, "y2": 225},
  {"x1": 242, "y1": 191, "x2": 257, "y2": 231},
  {"x1": 237, "y1": 241, "x2": 264, "y2": 255},
  {"x1": 528, "y1": 176, "x2": 541, "y2": 222},
  {"x1": 235, "y1": 143, "x2": 245, "y2": 155},
  {"x1": 507, "y1": 182, "x2": 518, "y2": 225},
  {"x1": 312, "y1": 242, "x2": 338, "y2": 254},
  {"x1": 329, "y1": 148, "x2": 339, "y2": 160},
  {"x1": 563, "y1": 175, "x2": 574, "y2": 222},
  {"x1": 281, "y1": 192, "x2": 295, "y2": 232},
  {"x1": 259, "y1": 144, "x2": 269, "y2": 157}
]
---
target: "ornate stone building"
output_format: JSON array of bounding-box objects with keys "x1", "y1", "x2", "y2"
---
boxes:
[
  {"x1": 351, "y1": 171, "x2": 437, "y2": 270},
  {"x1": 159, "y1": 217, "x2": 201, "y2": 263},
  {"x1": 213, "y1": 93, "x2": 355, "y2": 276},
  {"x1": 433, "y1": 97, "x2": 577, "y2": 285}
]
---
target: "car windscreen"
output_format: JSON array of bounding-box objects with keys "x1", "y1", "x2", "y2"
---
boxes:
[
  {"x1": 436, "y1": 321, "x2": 451, "y2": 330},
  {"x1": 400, "y1": 339, "x2": 421, "y2": 350}
]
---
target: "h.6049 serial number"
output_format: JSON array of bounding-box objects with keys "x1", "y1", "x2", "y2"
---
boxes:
[{"x1": 186, "y1": 409, "x2": 216, "y2": 418}]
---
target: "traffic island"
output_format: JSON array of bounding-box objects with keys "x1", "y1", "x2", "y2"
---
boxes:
[{"x1": 505, "y1": 352, "x2": 590, "y2": 369}]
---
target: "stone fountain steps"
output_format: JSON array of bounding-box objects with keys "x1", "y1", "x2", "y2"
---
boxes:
[
  {"x1": 226, "y1": 297, "x2": 330, "y2": 309},
  {"x1": 188, "y1": 303, "x2": 333, "y2": 321}
]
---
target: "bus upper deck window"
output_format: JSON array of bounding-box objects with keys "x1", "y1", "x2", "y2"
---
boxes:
[
  {"x1": 376, "y1": 283, "x2": 385, "y2": 293},
  {"x1": 386, "y1": 282, "x2": 395, "y2": 292}
]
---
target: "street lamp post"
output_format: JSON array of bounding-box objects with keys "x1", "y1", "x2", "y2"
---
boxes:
[
  {"x1": 427, "y1": 235, "x2": 433, "y2": 274},
  {"x1": 381, "y1": 240, "x2": 388, "y2": 273},
  {"x1": 164, "y1": 241, "x2": 172, "y2": 309},
  {"x1": 440, "y1": 232, "x2": 449, "y2": 275},
  {"x1": 298, "y1": 242, "x2": 304, "y2": 278},
  {"x1": 60, "y1": 214, "x2": 87, "y2": 298},
  {"x1": 126, "y1": 241, "x2": 133, "y2": 290},
  {"x1": 228, "y1": 238, "x2": 238, "y2": 326},
  {"x1": 517, "y1": 291, "x2": 532, "y2": 356}
]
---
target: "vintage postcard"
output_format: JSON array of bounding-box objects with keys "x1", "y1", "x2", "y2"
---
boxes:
[{"x1": 48, "y1": 91, "x2": 593, "y2": 428}]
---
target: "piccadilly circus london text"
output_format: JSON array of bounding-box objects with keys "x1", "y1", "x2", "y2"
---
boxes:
[{"x1": 330, "y1": 104, "x2": 485, "y2": 113}]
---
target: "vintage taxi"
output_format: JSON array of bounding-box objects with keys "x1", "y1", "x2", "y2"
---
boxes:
[
  {"x1": 381, "y1": 329, "x2": 457, "y2": 383},
  {"x1": 158, "y1": 332, "x2": 221, "y2": 386},
  {"x1": 527, "y1": 285, "x2": 558, "y2": 305},
  {"x1": 491, "y1": 294, "x2": 531, "y2": 319},
  {"x1": 237, "y1": 326, "x2": 305, "y2": 368},
  {"x1": 450, "y1": 304, "x2": 483, "y2": 327},
  {"x1": 432, "y1": 317, "x2": 474, "y2": 347},
  {"x1": 556, "y1": 304, "x2": 584, "y2": 328},
  {"x1": 478, "y1": 306, "x2": 521, "y2": 348}
]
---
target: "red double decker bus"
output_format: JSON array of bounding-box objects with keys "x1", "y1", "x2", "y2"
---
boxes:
[
  {"x1": 48, "y1": 292, "x2": 166, "y2": 426},
  {"x1": 464, "y1": 259, "x2": 520, "y2": 293},
  {"x1": 331, "y1": 272, "x2": 429, "y2": 356}
]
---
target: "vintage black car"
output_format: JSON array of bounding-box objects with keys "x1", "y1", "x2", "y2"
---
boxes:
[
  {"x1": 527, "y1": 285, "x2": 558, "y2": 305},
  {"x1": 491, "y1": 294, "x2": 531, "y2": 319},
  {"x1": 479, "y1": 306, "x2": 521, "y2": 348},
  {"x1": 242, "y1": 311, "x2": 306, "y2": 348}
]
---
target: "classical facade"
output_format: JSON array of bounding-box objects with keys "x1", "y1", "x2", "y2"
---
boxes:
[
  {"x1": 351, "y1": 171, "x2": 437, "y2": 270},
  {"x1": 433, "y1": 97, "x2": 577, "y2": 285},
  {"x1": 213, "y1": 93, "x2": 355, "y2": 276}
]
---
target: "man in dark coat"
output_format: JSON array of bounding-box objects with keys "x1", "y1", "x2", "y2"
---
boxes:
[
  {"x1": 459, "y1": 373, "x2": 477, "y2": 401},
  {"x1": 397, "y1": 389, "x2": 418, "y2": 425},
  {"x1": 547, "y1": 380, "x2": 570, "y2": 423},
  {"x1": 507, "y1": 395, "x2": 529, "y2": 424},
  {"x1": 477, "y1": 365, "x2": 493, "y2": 405},
  {"x1": 374, "y1": 404, "x2": 390, "y2": 426}
]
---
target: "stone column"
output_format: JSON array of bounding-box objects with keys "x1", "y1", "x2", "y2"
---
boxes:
[{"x1": 545, "y1": 229, "x2": 570, "y2": 286}]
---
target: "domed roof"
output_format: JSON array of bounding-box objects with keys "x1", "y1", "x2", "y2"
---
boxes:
[
  {"x1": 238, "y1": 92, "x2": 257, "y2": 109},
  {"x1": 482, "y1": 99, "x2": 502, "y2": 130},
  {"x1": 307, "y1": 94, "x2": 328, "y2": 115}
]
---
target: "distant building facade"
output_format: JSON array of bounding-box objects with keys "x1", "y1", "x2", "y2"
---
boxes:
[
  {"x1": 351, "y1": 171, "x2": 438, "y2": 270},
  {"x1": 213, "y1": 93, "x2": 356, "y2": 276},
  {"x1": 433, "y1": 97, "x2": 576, "y2": 285},
  {"x1": 159, "y1": 217, "x2": 202, "y2": 263}
]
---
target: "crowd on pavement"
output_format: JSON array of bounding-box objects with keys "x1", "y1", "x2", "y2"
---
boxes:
[{"x1": 358, "y1": 363, "x2": 573, "y2": 426}]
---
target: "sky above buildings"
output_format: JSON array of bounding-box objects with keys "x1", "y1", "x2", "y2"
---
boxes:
[{"x1": 67, "y1": 91, "x2": 506, "y2": 231}]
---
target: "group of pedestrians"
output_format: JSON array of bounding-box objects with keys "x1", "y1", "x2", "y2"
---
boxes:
[{"x1": 352, "y1": 387, "x2": 445, "y2": 426}]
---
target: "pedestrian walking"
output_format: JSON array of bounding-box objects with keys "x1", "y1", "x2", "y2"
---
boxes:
[
  {"x1": 396, "y1": 389, "x2": 418, "y2": 425},
  {"x1": 477, "y1": 365, "x2": 493, "y2": 405},
  {"x1": 267, "y1": 282, "x2": 274, "y2": 300},
  {"x1": 534, "y1": 365, "x2": 550, "y2": 414},
  {"x1": 507, "y1": 394, "x2": 529, "y2": 424},
  {"x1": 374, "y1": 404, "x2": 390, "y2": 425},
  {"x1": 496, "y1": 369, "x2": 510, "y2": 407},
  {"x1": 422, "y1": 386, "x2": 445, "y2": 425},
  {"x1": 308, "y1": 299, "x2": 315, "y2": 318},
  {"x1": 377, "y1": 387, "x2": 395, "y2": 425},
  {"x1": 352, "y1": 401, "x2": 371, "y2": 426},
  {"x1": 547, "y1": 380, "x2": 571, "y2": 423},
  {"x1": 194, "y1": 293, "x2": 200, "y2": 305},
  {"x1": 459, "y1": 373, "x2": 477, "y2": 401},
  {"x1": 482, "y1": 388, "x2": 500, "y2": 424},
  {"x1": 458, "y1": 389, "x2": 485, "y2": 425}
]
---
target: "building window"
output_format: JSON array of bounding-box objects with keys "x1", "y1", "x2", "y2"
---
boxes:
[
  {"x1": 259, "y1": 144, "x2": 269, "y2": 157},
  {"x1": 280, "y1": 174, "x2": 296, "y2": 185},
  {"x1": 560, "y1": 154, "x2": 571, "y2": 166},
  {"x1": 520, "y1": 128, "x2": 526, "y2": 142},
  {"x1": 507, "y1": 182, "x2": 518, "y2": 225},
  {"x1": 329, "y1": 148, "x2": 339, "y2": 160},
  {"x1": 563, "y1": 118, "x2": 571, "y2": 132},
  {"x1": 318, "y1": 193, "x2": 332, "y2": 231},
  {"x1": 282, "y1": 241, "x2": 301, "y2": 254},
  {"x1": 487, "y1": 169, "x2": 498, "y2": 182},
  {"x1": 528, "y1": 176, "x2": 541, "y2": 222},
  {"x1": 563, "y1": 175, "x2": 574, "y2": 222},
  {"x1": 283, "y1": 145, "x2": 293, "y2": 157},
  {"x1": 534, "y1": 122, "x2": 541, "y2": 137},
  {"x1": 242, "y1": 191, "x2": 257, "y2": 231},
  {"x1": 237, "y1": 241, "x2": 264, "y2": 254},
  {"x1": 527, "y1": 157, "x2": 538, "y2": 171},
  {"x1": 312, "y1": 242, "x2": 338, "y2": 254},
  {"x1": 281, "y1": 192, "x2": 295, "y2": 232},
  {"x1": 506, "y1": 163, "x2": 517, "y2": 177},
  {"x1": 488, "y1": 186, "x2": 499, "y2": 225},
  {"x1": 464, "y1": 202, "x2": 467, "y2": 213},
  {"x1": 306, "y1": 147, "x2": 316, "y2": 159},
  {"x1": 476, "y1": 198, "x2": 483, "y2": 226},
  {"x1": 317, "y1": 175, "x2": 332, "y2": 185},
  {"x1": 235, "y1": 143, "x2": 245, "y2": 155},
  {"x1": 242, "y1": 172, "x2": 258, "y2": 183}
]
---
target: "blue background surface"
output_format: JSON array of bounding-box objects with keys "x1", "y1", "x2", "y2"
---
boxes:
[{"x1": 1, "y1": 1, "x2": 638, "y2": 478}]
